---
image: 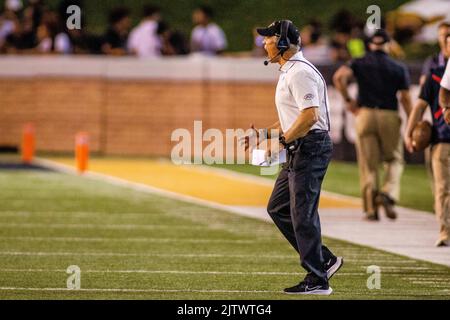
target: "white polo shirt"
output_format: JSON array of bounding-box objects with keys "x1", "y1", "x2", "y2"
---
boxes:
[
  {"x1": 190, "y1": 23, "x2": 227, "y2": 55},
  {"x1": 441, "y1": 61, "x2": 450, "y2": 90},
  {"x1": 127, "y1": 20, "x2": 161, "y2": 57},
  {"x1": 275, "y1": 51, "x2": 330, "y2": 133}
]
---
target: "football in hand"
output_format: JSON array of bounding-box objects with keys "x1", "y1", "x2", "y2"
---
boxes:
[{"x1": 412, "y1": 121, "x2": 432, "y2": 152}]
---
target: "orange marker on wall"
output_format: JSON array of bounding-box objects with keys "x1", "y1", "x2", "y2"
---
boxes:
[
  {"x1": 75, "y1": 132, "x2": 89, "y2": 174},
  {"x1": 21, "y1": 123, "x2": 35, "y2": 164}
]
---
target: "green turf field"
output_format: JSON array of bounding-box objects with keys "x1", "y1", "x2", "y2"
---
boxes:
[
  {"x1": 0, "y1": 166, "x2": 448, "y2": 300},
  {"x1": 213, "y1": 161, "x2": 434, "y2": 213}
]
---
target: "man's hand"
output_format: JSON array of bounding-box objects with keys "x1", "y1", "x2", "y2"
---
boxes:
[
  {"x1": 444, "y1": 108, "x2": 450, "y2": 125},
  {"x1": 404, "y1": 134, "x2": 415, "y2": 153},
  {"x1": 240, "y1": 124, "x2": 259, "y2": 151},
  {"x1": 346, "y1": 99, "x2": 359, "y2": 115}
]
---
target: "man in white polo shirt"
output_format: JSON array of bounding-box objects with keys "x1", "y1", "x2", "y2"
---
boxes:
[
  {"x1": 244, "y1": 20, "x2": 343, "y2": 295},
  {"x1": 127, "y1": 5, "x2": 162, "y2": 57},
  {"x1": 190, "y1": 5, "x2": 227, "y2": 55}
]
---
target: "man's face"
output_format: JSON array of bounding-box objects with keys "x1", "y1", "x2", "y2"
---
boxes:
[
  {"x1": 116, "y1": 16, "x2": 131, "y2": 33},
  {"x1": 438, "y1": 26, "x2": 449, "y2": 51},
  {"x1": 192, "y1": 10, "x2": 207, "y2": 25},
  {"x1": 263, "y1": 36, "x2": 280, "y2": 63}
]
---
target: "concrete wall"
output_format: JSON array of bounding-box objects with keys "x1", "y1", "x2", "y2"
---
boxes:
[{"x1": 0, "y1": 55, "x2": 423, "y2": 160}]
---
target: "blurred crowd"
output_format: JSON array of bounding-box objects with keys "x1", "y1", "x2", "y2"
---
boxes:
[
  {"x1": 251, "y1": 9, "x2": 409, "y2": 64},
  {"x1": 0, "y1": 0, "x2": 227, "y2": 56},
  {"x1": 0, "y1": 0, "x2": 444, "y2": 64}
]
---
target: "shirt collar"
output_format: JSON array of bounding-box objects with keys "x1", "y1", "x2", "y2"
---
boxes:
[{"x1": 279, "y1": 51, "x2": 304, "y2": 73}]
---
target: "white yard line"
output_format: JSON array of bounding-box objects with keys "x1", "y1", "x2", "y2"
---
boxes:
[
  {"x1": 0, "y1": 251, "x2": 426, "y2": 265},
  {"x1": 34, "y1": 158, "x2": 253, "y2": 218},
  {"x1": 0, "y1": 268, "x2": 366, "y2": 276},
  {"x1": 0, "y1": 222, "x2": 207, "y2": 230},
  {"x1": 0, "y1": 236, "x2": 255, "y2": 244},
  {"x1": 0, "y1": 251, "x2": 294, "y2": 258},
  {"x1": 0, "y1": 287, "x2": 281, "y2": 294},
  {"x1": 0, "y1": 286, "x2": 448, "y2": 296}
]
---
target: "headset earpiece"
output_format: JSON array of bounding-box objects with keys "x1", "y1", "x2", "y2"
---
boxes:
[{"x1": 276, "y1": 20, "x2": 291, "y2": 54}]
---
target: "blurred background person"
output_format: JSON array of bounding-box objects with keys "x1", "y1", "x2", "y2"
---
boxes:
[
  {"x1": 34, "y1": 10, "x2": 72, "y2": 54},
  {"x1": 300, "y1": 19, "x2": 331, "y2": 64},
  {"x1": 251, "y1": 27, "x2": 266, "y2": 57},
  {"x1": 333, "y1": 29, "x2": 412, "y2": 221},
  {"x1": 420, "y1": 22, "x2": 450, "y2": 86},
  {"x1": 101, "y1": 6, "x2": 131, "y2": 56},
  {"x1": 329, "y1": 9, "x2": 353, "y2": 63},
  {"x1": 23, "y1": 0, "x2": 45, "y2": 37},
  {"x1": 190, "y1": 5, "x2": 227, "y2": 55},
  {"x1": 127, "y1": 4, "x2": 162, "y2": 57},
  {"x1": 158, "y1": 21, "x2": 189, "y2": 56},
  {"x1": 0, "y1": 0, "x2": 22, "y2": 50},
  {"x1": 58, "y1": 0, "x2": 102, "y2": 55},
  {"x1": 405, "y1": 33, "x2": 450, "y2": 247},
  {"x1": 2, "y1": 9, "x2": 36, "y2": 53}
]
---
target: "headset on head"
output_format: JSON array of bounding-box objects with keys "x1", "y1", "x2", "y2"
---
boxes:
[{"x1": 276, "y1": 20, "x2": 292, "y2": 55}]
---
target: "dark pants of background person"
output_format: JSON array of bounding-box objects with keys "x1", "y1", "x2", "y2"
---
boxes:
[{"x1": 267, "y1": 131, "x2": 334, "y2": 281}]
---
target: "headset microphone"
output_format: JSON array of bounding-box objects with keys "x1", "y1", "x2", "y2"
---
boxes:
[{"x1": 264, "y1": 51, "x2": 281, "y2": 66}]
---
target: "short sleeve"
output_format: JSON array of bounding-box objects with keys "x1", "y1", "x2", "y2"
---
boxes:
[
  {"x1": 127, "y1": 29, "x2": 138, "y2": 52},
  {"x1": 419, "y1": 74, "x2": 432, "y2": 104},
  {"x1": 349, "y1": 59, "x2": 359, "y2": 76},
  {"x1": 398, "y1": 64, "x2": 410, "y2": 90},
  {"x1": 288, "y1": 69, "x2": 321, "y2": 110},
  {"x1": 441, "y1": 62, "x2": 450, "y2": 90},
  {"x1": 211, "y1": 25, "x2": 227, "y2": 51},
  {"x1": 420, "y1": 56, "x2": 432, "y2": 77}
]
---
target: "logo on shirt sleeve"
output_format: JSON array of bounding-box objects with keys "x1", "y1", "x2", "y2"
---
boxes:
[{"x1": 304, "y1": 93, "x2": 315, "y2": 101}]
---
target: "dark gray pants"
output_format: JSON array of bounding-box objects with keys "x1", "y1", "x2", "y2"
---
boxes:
[{"x1": 267, "y1": 131, "x2": 334, "y2": 281}]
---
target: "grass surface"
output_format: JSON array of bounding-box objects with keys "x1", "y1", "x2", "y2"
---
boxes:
[
  {"x1": 0, "y1": 165, "x2": 448, "y2": 299},
  {"x1": 212, "y1": 161, "x2": 434, "y2": 212}
]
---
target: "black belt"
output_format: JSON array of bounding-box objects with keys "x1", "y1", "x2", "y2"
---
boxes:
[
  {"x1": 286, "y1": 130, "x2": 328, "y2": 153},
  {"x1": 308, "y1": 129, "x2": 328, "y2": 134}
]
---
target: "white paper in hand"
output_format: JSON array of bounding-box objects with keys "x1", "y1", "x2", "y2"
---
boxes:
[{"x1": 251, "y1": 149, "x2": 286, "y2": 167}]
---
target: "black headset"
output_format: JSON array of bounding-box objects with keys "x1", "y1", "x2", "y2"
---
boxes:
[
  {"x1": 276, "y1": 20, "x2": 292, "y2": 54},
  {"x1": 263, "y1": 20, "x2": 294, "y2": 65}
]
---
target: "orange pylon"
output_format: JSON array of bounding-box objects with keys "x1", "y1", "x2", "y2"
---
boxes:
[
  {"x1": 75, "y1": 132, "x2": 89, "y2": 174},
  {"x1": 21, "y1": 123, "x2": 35, "y2": 164}
]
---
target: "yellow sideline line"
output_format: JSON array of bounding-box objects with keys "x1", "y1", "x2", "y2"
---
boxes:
[{"x1": 44, "y1": 157, "x2": 359, "y2": 208}]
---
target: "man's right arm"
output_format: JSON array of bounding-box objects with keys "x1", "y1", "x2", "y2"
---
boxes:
[
  {"x1": 332, "y1": 64, "x2": 359, "y2": 114},
  {"x1": 267, "y1": 121, "x2": 281, "y2": 138},
  {"x1": 242, "y1": 121, "x2": 281, "y2": 151},
  {"x1": 419, "y1": 56, "x2": 432, "y2": 86},
  {"x1": 404, "y1": 99, "x2": 428, "y2": 153}
]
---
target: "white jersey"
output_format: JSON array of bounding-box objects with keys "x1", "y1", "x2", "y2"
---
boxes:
[{"x1": 275, "y1": 51, "x2": 330, "y2": 133}]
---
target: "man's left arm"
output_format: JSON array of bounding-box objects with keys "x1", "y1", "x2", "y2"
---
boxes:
[{"x1": 283, "y1": 108, "x2": 319, "y2": 143}]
